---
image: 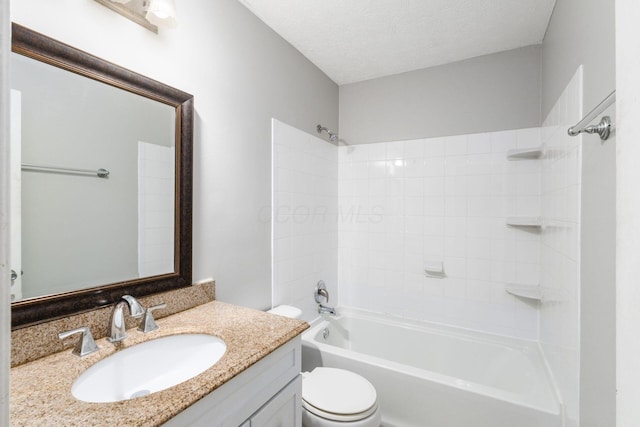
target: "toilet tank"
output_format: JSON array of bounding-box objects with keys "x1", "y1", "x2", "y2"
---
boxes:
[{"x1": 267, "y1": 305, "x2": 303, "y2": 319}]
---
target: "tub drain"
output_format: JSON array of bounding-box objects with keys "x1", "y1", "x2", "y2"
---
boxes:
[
  {"x1": 322, "y1": 328, "x2": 330, "y2": 340},
  {"x1": 130, "y1": 389, "x2": 151, "y2": 399}
]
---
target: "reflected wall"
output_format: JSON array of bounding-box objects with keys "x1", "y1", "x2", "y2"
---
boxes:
[{"x1": 11, "y1": 53, "x2": 175, "y2": 300}]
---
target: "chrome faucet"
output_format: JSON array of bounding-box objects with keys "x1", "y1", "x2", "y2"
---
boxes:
[
  {"x1": 107, "y1": 295, "x2": 144, "y2": 343},
  {"x1": 318, "y1": 303, "x2": 336, "y2": 315},
  {"x1": 314, "y1": 280, "x2": 336, "y2": 316}
]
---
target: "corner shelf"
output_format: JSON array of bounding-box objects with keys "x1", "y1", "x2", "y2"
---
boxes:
[
  {"x1": 505, "y1": 283, "x2": 542, "y2": 301},
  {"x1": 506, "y1": 147, "x2": 543, "y2": 160},
  {"x1": 506, "y1": 217, "x2": 542, "y2": 228}
]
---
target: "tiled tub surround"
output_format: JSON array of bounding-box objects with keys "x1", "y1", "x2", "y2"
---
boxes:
[
  {"x1": 137, "y1": 141, "x2": 175, "y2": 278},
  {"x1": 10, "y1": 300, "x2": 308, "y2": 426},
  {"x1": 272, "y1": 119, "x2": 338, "y2": 321},
  {"x1": 338, "y1": 128, "x2": 542, "y2": 339},
  {"x1": 11, "y1": 281, "x2": 216, "y2": 366},
  {"x1": 539, "y1": 68, "x2": 583, "y2": 427}
]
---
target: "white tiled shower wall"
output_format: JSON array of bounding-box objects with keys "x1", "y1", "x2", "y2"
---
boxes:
[
  {"x1": 338, "y1": 129, "x2": 543, "y2": 339},
  {"x1": 272, "y1": 119, "x2": 338, "y2": 322},
  {"x1": 539, "y1": 68, "x2": 583, "y2": 427},
  {"x1": 273, "y1": 107, "x2": 580, "y2": 349},
  {"x1": 137, "y1": 141, "x2": 175, "y2": 277}
]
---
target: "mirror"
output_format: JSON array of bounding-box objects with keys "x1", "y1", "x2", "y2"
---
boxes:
[
  {"x1": 10, "y1": 23, "x2": 193, "y2": 329},
  {"x1": 12, "y1": 53, "x2": 177, "y2": 299}
]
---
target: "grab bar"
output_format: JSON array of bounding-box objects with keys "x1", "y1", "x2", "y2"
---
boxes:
[
  {"x1": 21, "y1": 163, "x2": 110, "y2": 178},
  {"x1": 568, "y1": 90, "x2": 615, "y2": 140}
]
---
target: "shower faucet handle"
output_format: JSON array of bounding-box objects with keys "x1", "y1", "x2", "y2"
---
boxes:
[
  {"x1": 314, "y1": 280, "x2": 329, "y2": 304},
  {"x1": 315, "y1": 280, "x2": 337, "y2": 316}
]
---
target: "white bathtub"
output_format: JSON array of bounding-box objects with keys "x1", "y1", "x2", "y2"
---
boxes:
[{"x1": 301, "y1": 308, "x2": 562, "y2": 427}]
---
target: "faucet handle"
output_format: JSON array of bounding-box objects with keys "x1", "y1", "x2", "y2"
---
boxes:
[
  {"x1": 314, "y1": 280, "x2": 329, "y2": 304},
  {"x1": 58, "y1": 326, "x2": 100, "y2": 357},
  {"x1": 138, "y1": 303, "x2": 167, "y2": 333}
]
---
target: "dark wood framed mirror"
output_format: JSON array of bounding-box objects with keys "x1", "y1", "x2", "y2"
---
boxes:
[{"x1": 10, "y1": 23, "x2": 193, "y2": 329}]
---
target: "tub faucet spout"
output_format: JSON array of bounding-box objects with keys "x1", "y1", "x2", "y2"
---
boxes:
[{"x1": 318, "y1": 303, "x2": 336, "y2": 316}]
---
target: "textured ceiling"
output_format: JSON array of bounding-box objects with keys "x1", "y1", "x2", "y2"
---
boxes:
[{"x1": 237, "y1": 0, "x2": 556, "y2": 85}]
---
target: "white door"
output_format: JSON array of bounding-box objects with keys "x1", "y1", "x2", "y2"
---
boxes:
[{"x1": 10, "y1": 89, "x2": 22, "y2": 301}]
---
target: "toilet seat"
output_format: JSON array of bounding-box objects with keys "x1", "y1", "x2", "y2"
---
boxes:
[{"x1": 302, "y1": 367, "x2": 378, "y2": 422}]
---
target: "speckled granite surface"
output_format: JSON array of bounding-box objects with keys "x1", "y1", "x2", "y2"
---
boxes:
[
  {"x1": 12, "y1": 282, "x2": 216, "y2": 367},
  {"x1": 10, "y1": 300, "x2": 308, "y2": 427}
]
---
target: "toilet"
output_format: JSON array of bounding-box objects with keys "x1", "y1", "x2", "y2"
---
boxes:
[{"x1": 268, "y1": 305, "x2": 381, "y2": 427}]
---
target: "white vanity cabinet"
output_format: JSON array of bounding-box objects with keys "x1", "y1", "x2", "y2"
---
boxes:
[
  {"x1": 164, "y1": 336, "x2": 302, "y2": 427},
  {"x1": 240, "y1": 378, "x2": 301, "y2": 427}
]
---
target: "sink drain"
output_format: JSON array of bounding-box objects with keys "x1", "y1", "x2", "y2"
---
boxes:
[{"x1": 130, "y1": 389, "x2": 151, "y2": 399}]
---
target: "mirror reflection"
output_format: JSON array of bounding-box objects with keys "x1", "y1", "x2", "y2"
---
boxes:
[{"x1": 10, "y1": 53, "x2": 177, "y2": 302}]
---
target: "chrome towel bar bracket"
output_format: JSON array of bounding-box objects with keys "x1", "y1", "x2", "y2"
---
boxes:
[
  {"x1": 568, "y1": 116, "x2": 612, "y2": 140},
  {"x1": 568, "y1": 90, "x2": 615, "y2": 141}
]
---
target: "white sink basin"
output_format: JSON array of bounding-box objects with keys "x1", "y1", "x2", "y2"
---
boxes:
[{"x1": 72, "y1": 334, "x2": 227, "y2": 403}]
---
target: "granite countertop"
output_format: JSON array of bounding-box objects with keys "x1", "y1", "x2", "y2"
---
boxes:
[{"x1": 10, "y1": 301, "x2": 309, "y2": 427}]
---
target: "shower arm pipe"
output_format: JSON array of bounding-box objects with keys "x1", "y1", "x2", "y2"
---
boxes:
[
  {"x1": 568, "y1": 90, "x2": 616, "y2": 140},
  {"x1": 317, "y1": 124, "x2": 338, "y2": 142}
]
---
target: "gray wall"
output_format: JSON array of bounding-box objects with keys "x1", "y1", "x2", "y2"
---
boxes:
[
  {"x1": 12, "y1": 54, "x2": 174, "y2": 298},
  {"x1": 339, "y1": 45, "x2": 541, "y2": 144},
  {"x1": 541, "y1": 0, "x2": 616, "y2": 426},
  {"x1": 10, "y1": 0, "x2": 339, "y2": 310}
]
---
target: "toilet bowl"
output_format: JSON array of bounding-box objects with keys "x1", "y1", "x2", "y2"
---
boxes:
[{"x1": 268, "y1": 305, "x2": 381, "y2": 427}]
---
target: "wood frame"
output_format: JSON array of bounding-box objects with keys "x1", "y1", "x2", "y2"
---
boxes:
[{"x1": 10, "y1": 23, "x2": 193, "y2": 329}]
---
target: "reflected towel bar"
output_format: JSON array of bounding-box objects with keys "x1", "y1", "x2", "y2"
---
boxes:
[
  {"x1": 21, "y1": 163, "x2": 110, "y2": 178},
  {"x1": 568, "y1": 90, "x2": 615, "y2": 140}
]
